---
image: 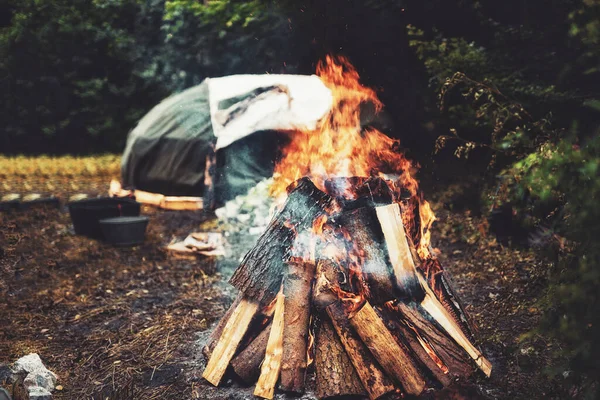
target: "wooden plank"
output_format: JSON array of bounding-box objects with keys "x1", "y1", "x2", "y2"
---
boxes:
[
  {"x1": 254, "y1": 291, "x2": 285, "y2": 399},
  {"x1": 202, "y1": 297, "x2": 259, "y2": 386}
]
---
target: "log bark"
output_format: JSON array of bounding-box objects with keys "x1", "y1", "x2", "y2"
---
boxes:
[
  {"x1": 231, "y1": 321, "x2": 272, "y2": 384},
  {"x1": 326, "y1": 301, "x2": 395, "y2": 400},
  {"x1": 349, "y1": 301, "x2": 426, "y2": 396},
  {"x1": 377, "y1": 304, "x2": 452, "y2": 387},
  {"x1": 417, "y1": 273, "x2": 493, "y2": 377},
  {"x1": 375, "y1": 203, "x2": 423, "y2": 301},
  {"x1": 254, "y1": 291, "x2": 286, "y2": 399},
  {"x1": 315, "y1": 316, "x2": 366, "y2": 399},
  {"x1": 202, "y1": 294, "x2": 243, "y2": 360},
  {"x1": 391, "y1": 301, "x2": 474, "y2": 381},
  {"x1": 202, "y1": 297, "x2": 259, "y2": 386},
  {"x1": 280, "y1": 259, "x2": 316, "y2": 392},
  {"x1": 230, "y1": 177, "x2": 332, "y2": 305},
  {"x1": 338, "y1": 206, "x2": 396, "y2": 303}
]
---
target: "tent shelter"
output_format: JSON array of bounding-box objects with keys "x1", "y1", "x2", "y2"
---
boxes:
[{"x1": 120, "y1": 75, "x2": 333, "y2": 206}]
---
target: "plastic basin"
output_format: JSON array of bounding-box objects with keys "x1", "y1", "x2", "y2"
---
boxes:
[
  {"x1": 99, "y1": 216, "x2": 149, "y2": 246},
  {"x1": 68, "y1": 197, "x2": 141, "y2": 239}
]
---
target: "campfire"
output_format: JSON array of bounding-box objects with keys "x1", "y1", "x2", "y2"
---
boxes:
[{"x1": 201, "y1": 56, "x2": 492, "y2": 399}]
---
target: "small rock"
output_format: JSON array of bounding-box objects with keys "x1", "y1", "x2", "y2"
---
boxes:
[{"x1": 11, "y1": 354, "x2": 57, "y2": 400}]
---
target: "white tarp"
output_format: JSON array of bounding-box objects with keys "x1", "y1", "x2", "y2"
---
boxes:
[{"x1": 207, "y1": 74, "x2": 333, "y2": 149}]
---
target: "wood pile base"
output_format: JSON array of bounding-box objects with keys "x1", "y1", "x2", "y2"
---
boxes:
[{"x1": 201, "y1": 177, "x2": 492, "y2": 399}]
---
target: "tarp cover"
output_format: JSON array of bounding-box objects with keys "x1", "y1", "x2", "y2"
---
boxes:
[{"x1": 121, "y1": 75, "x2": 332, "y2": 203}]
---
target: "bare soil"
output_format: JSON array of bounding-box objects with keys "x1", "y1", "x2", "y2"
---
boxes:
[{"x1": 0, "y1": 180, "x2": 566, "y2": 399}]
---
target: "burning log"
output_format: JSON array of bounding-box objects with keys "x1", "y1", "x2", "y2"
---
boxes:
[
  {"x1": 315, "y1": 316, "x2": 366, "y2": 398},
  {"x1": 254, "y1": 290, "x2": 285, "y2": 399},
  {"x1": 338, "y1": 206, "x2": 397, "y2": 302},
  {"x1": 349, "y1": 300, "x2": 426, "y2": 395},
  {"x1": 202, "y1": 296, "x2": 259, "y2": 386},
  {"x1": 326, "y1": 301, "x2": 395, "y2": 400},
  {"x1": 230, "y1": 177, "x2": 332, "y2": 305},
  {"x1": 231, "y1": 321, "x2": 272, "y2": 383},
  {"x1": 280, "y1": 258, "x2": 316, "y2": 393}
]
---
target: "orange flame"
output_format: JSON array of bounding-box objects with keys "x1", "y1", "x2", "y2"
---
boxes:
[{"x1": 271, "y1": 55, "x2": 434, "y2": 256}]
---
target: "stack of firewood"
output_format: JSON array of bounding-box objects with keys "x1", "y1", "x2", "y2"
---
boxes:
[{"x1": 201, "y1": 177, "x2": 491, "y2": 399}]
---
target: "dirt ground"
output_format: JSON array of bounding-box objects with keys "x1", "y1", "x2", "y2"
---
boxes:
[{"x1": 0, "y1": 179, "x2": 568, "y2": 399}]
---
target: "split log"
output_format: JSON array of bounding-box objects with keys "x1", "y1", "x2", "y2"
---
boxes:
[
  {"x1": 254, "y1": 291, "x2": 285, "y2": 399},
  {"x1": 375, "y1": 203, "x2": 423, "y2": 301},
  {"x1": 280, "y1": 259, "x2": 316, "y2": 392},
  {"x1": 421, "y1": 257, "x2": 477, "y2": 342},
  {"x1": 377, "y1": 305, "x2": 453, "y2": 387},
  {"x1": 339, "y1": 206, "x2": 396, "y2": 302},
  {"x1": 417, "y1": 273, "x2": 493, "y2": 377},
  {"x1": 349, "y1": 301, "x2": 426, "y2": 396},
  {"x1": 231, "y1": 322, "x2": 272, "y2": 384},
  {"x1": 203, "y1": 297, "x2": 259, "y2": 386},
  {"x1": 202, "y1": 294, "x2": 243, "y2": 360},
  {"x1": 315, "y1": 316, "x2": 366, "y2": 399},
  {"x1": 326, "y1": 301, "x2": 395, "y2": 400},
  {"x1": 230, "y1": 177, "x2": 332, "y2": 305},
  {"x1": 391, "y1": 301, "x2": 474, "y2": 380}
]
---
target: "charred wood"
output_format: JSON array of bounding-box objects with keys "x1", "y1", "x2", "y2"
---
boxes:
[{"x1": 230, "y1": 178, "x2": 332, "y2": 305}]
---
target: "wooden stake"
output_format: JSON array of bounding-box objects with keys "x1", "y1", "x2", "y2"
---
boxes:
[
  {"x1": 326, "y1": 301, "x2": 395, "y2": 400},
  {"x1": 202, "y1": 297, "x2": 259, "y2": 386},
  {"x1": 254, "y1": 290, "x2": 285, "y2": 399},
  {"x1": 350, "y1": 301, "x2": 426, "y2": 395},
  {"x1": 418, "y1": 274, "x2": 493, "y2": 377}
]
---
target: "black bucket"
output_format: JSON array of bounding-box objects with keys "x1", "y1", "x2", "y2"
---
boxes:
[
  {"x1": 68, "y1": 197, "x2": 141, "y2": 239},
  {"x1": 99, "y1": 216, "x2": 149, "y2": 246}
]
